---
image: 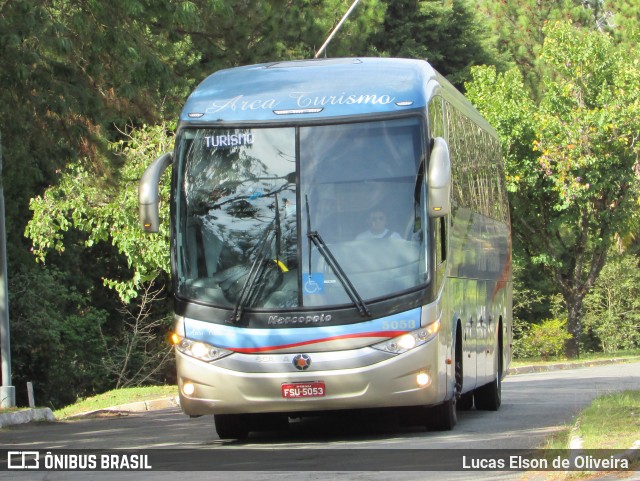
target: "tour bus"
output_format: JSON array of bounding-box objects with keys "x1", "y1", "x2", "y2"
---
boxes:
[{"x1": 139, "y1": 57, "x2": 512, "y2": 439}]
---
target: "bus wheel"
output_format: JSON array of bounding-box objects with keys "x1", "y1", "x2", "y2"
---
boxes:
[
  {"x1": 425, "y1": 396, "x2": 457, "y2": 431},
  {"x1": 474, "y1": 354, "x2": 502, "y2": 411},
  {"x1": 214, "y1": 413, "x2": 250, "y2": 440},
  {"x1": 424, "y1": 355, "x2": 461, "y2": 431},
  {"x1": 457, "y1": 392, "x2": 474, "y2": 411}
]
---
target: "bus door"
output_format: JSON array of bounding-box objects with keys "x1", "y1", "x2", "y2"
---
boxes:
[
  {"x1": 458, "y1": 278, "x2": 478, "y2": 392},
  {"x1": 476, "y1": 281, "x2": 491, "y2": 384}
]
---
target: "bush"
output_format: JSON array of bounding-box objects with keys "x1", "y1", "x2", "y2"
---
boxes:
[
  {"x1": 514, "y1": 317, "x2": 572, "y2": 360},
  {"x1": 583, "y1": 254, "x2": 640, "y2": 353}
]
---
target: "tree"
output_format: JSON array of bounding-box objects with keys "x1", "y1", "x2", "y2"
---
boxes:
[
  {"x1": 8, "y1": 266, "x2": 112, "y2": 407},
  {"x1": 371, "y1": 0, "x2": 505, "y2": 88},
  {"x1": 157, "y1": 0, "x2": 385, "y2": 75},
  {"x1": 477, "y1": 0, "x2": 610, "y2": 97},
  {"x1": 605, "y1": 0, "x2": 640, "y2": 47},
  {"x1": 4, "y1": 0, "x2": 388, "y2": 407},
  {"x1": 101, "y1": 280, "x2": 174, "y2": 389},
  {"x1": 466, "y1": 21, "x2": 640, "y2": 358},
  {"x1": 26, "y1": 123, "x2": 174, "y2": 302},
  {"x1": 583, "y1": 254, "x2": 640, "y2": 353}
]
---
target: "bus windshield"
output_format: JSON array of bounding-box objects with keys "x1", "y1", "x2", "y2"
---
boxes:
[{"x1": 175, "y1": 117, "x2": 427, "y2": 312}]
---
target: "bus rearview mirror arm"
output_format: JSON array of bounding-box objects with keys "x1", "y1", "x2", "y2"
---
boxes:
[
  {"x1": 428, "y1": 137, "x2": 451, "y2": 218},
  {"x1": 139, "y1": 152, "x2": 173, "y2": 233}
]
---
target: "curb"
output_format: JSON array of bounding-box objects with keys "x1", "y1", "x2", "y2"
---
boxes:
[
  {"x1": 0, "y1": 397, "x2": 180, "y2": 429},
  {"x1": 507, "y1": 358, "x2": 638, "y2": 375},
  {"x1": 0, "y1": 408, "x2": 55, "y2": 428},
  {"x1": 66, "y1": 396, "x2": 180, "y2": 419}
]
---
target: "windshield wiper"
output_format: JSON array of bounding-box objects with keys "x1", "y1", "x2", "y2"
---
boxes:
[
  {"x1": 229, "y1": 225, "x2": 276, "y2": 324},
  {"x1": 229, "y1": 194, "x2": 285, "y2": 324},
  {"x1": 305, "y1": 196, "x2": 371, "y2": 317},
  {"x1": 228, "y1": 181, "x2": 297, "y2": 324}
]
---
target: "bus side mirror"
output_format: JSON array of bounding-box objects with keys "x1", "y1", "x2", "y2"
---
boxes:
[
  {"x1": 139, "y1": 152, "x2": 173, "y2": 233},
  {"x1": 428, "y1": 137, "x2": 451, "y2": 218}
]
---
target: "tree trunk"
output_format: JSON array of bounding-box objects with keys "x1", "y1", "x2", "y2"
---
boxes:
[{"x1": 565, "y1": 294, "x2": 583, "y2": 358}]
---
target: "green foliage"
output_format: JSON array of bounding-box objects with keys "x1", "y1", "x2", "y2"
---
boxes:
[
  {"x1": 0, "y1": 0, "x2": 188, "y2": 256},
  {"x1": 477, "y1": 0, "x2": 606, "y2": 95},
  {"x1": 161, "y1": 0, "x2": 385, "y2": 71},
  {"x1": 583, "y1": 254, "x2": 640, "y2": 353},
  {"x1": 514, "y1": 318, "x2": 573, "y2": 359},
  {"x1": 371, "y1": 0, "x2": 506, "y2": 87},
  {"x1": 8, "y1": 266, "x2": 112, "y2": 408},
  {"x1": 25, "y1": 124, "x2": 173, "y2": 302},
  {"x1": 609, "y1": 0, "x2": 640, "y2": 47},
  {"x1": 466, "y1": 21, "x2": 640, "y2": 357},
  {"x1": 4, "y1": 0, "x2": 386, "y2": 409},
  {"x1": 511, "y1": 255, "x2": 556, "y2": 325}
]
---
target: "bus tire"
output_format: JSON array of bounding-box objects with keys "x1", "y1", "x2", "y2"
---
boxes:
[
  {"x1": 457, "y1": 392, "x2": 474, "y2": 411},
  {"x1": 474, "y1": 354, "x2": 502, "y2": 411},
  {"x1": 424, "y1": 347, "x2": 461, "y2": 431},
  {"x1": 425, "y1": 396, "x2": 457, "y2": 431},
  {"x1": 214, "y1": 413, "x2": 250, "y2": 440}
]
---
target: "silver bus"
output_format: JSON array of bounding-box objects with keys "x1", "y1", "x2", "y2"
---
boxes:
[{"x1": 139, "y1": 58, "x2": 513, "y2": 439}]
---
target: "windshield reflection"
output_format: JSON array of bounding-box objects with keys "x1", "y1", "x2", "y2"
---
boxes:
[{"x1": 175, "y1": 118, "x2": 427, "y2": 312}]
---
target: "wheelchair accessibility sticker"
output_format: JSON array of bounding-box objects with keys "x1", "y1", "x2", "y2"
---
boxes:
[{"x1": 303, "y1": 273, "x2": 324, "y2": 294}]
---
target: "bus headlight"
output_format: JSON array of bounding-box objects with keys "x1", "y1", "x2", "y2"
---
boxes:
[
  {"x1": 173, "y1": 335, "x2": 232, "y2": 362},
  {"x1": 372, "y1": 320, "x2": 441, "y2": 354}
]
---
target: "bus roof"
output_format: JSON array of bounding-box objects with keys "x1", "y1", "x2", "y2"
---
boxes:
[{"x1": 180, "y1": 58, "x2": 440, "y2": 123}]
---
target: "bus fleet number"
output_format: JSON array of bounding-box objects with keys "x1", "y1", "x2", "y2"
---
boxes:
[{"x1": 382, "y1": 319, "x2": 417, "y2": 330}]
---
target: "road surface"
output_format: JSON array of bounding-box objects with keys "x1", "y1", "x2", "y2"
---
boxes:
[{"x1": 1, "y1": 361, "x2": 639, "y2": 480}]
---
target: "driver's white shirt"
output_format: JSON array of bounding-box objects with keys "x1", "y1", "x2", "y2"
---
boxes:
[{"x1": 355, "y1": 229, "x2": 401, "y2": 240}]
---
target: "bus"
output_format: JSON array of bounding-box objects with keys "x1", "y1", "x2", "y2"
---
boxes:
[{"x1": 139, "y1": 57, "x2": 512, "y2": 439}]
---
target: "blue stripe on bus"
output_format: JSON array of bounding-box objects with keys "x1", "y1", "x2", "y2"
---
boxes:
[{"x1": 183, "y1": 307, "x2": 422, "y2": 352}]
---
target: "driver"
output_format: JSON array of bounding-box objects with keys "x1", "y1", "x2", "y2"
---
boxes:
[{"x1": 356, "y1": 209, "x2": 401, "y2": 240}]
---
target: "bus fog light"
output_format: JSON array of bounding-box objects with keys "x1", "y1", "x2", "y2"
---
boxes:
[
  {"x1": 183, "y1": 382, "x2": 195, "y2": 396},
  {"x1": 416, "y1": 372, "x2": 430, "y2": 386}
]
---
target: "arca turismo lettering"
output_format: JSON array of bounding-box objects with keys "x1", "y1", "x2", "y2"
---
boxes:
[
  {"x1": 291, "y1": 91, "x2": 396, "y2": 108},
  {"x1": 207, "y1": 95, "x2": 278, "y2": 114},
  {"x1": 205, "y1": 91, "x2": 397, "y2": 114}
]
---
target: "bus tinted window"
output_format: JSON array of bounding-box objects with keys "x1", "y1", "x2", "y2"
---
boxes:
[
  {"x1": 174, "y1": 118, "x2": 429, "y2": 310},
  {"x1": 299, "y1": 118, "x2": 428, "y2": 306}
]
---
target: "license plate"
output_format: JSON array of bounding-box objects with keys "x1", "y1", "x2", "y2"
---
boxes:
[{"x1": 281, "y1": 382, "x2": 326, "y2": 398}]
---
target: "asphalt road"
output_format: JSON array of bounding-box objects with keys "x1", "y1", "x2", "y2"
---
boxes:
[{"x1": 1, "y1": 361, "x2": 639, "y2": 481}]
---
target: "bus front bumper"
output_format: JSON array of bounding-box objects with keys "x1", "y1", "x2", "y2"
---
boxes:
[{"x1": 176, "y1": 343, "x2": 448, "y2": 415}]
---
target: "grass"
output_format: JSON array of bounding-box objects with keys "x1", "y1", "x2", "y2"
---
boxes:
[
  {"x1": 539, "y1": 390, "x2": 640, "y2": 480},
  {"x1": 515, "y1": 351, "x2": 640, "y2": 476},
  {"x1": 542, "y1": 390, "x2": 640, "y2": 450},
  {"x1": 576, "y1": 390, "x2": 640, "y2": 450},
  {"x1": 0, "y1": 406, "x2": 23, "y2": 413},
  {"x1": 511, "y1": 349, "x2": 640, "y2": 367},
  {"x1": 54, "y1": 385, "x2": 177, "y2": 419}
]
